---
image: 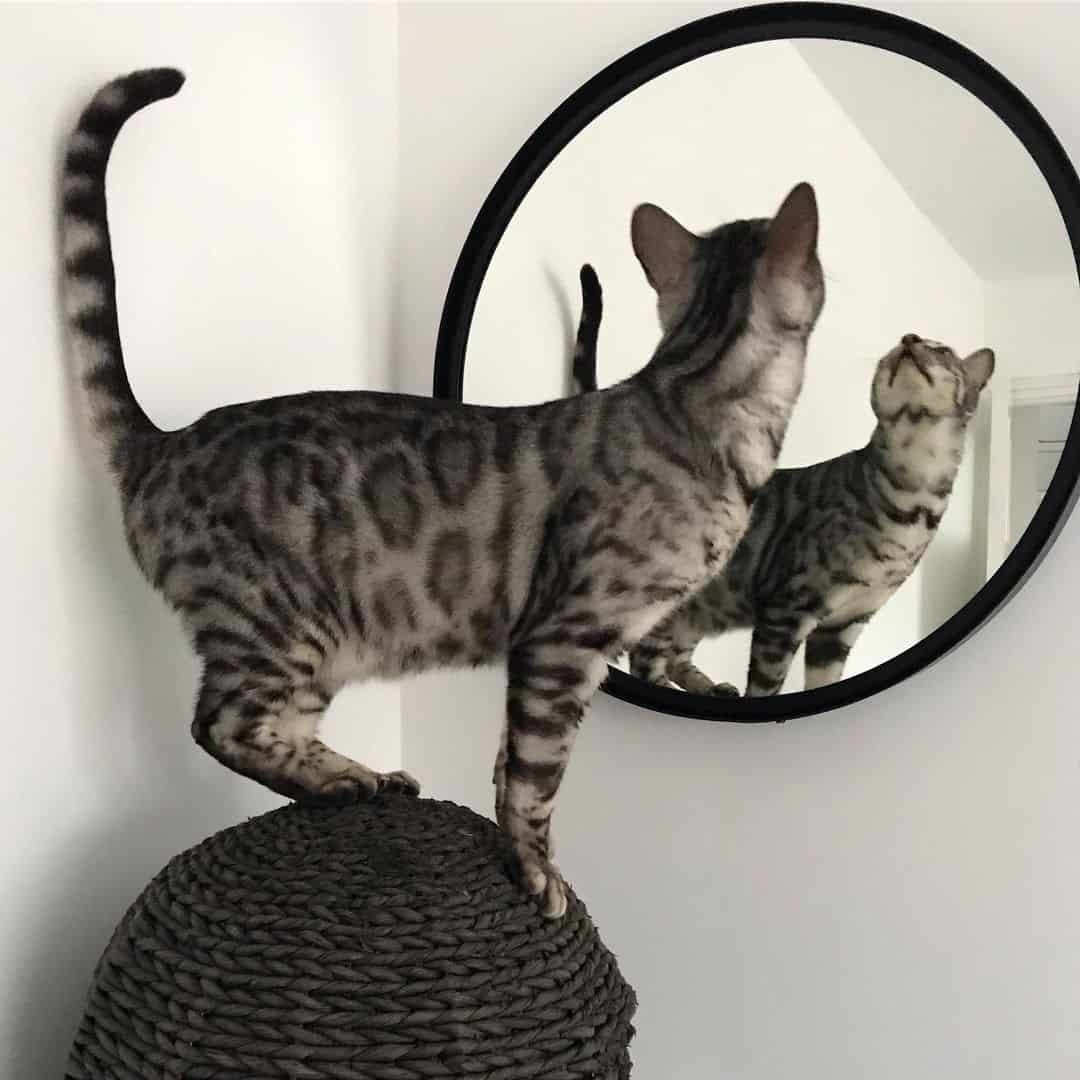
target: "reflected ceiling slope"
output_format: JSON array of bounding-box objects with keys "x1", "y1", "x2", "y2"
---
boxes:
[{"x1": 796, "y1": 39, "x2": 1072, "y2": 278}]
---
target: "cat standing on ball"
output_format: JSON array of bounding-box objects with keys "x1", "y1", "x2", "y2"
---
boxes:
[{"x1": 62, "y1": 69, "x2": 824, "y2": 915}]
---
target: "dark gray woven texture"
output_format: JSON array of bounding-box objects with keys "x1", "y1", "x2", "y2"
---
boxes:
[{"x1": 66, "y1": 795, "x2": 636, "y2": 1079}]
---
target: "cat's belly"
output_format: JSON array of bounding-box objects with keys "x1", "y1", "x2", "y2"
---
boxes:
[
  {"x1": 820, "y1": 574, "x2": 907, "y2": 628},
  {"x1": 321, "y1": 617, "x2": 501, "y2": 687},
  {"x1": 322, "y1": 542, "x2": 524, "y2": 685}
]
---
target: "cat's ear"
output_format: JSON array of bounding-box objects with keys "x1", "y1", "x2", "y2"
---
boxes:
[
  {"x1": 631, "y1": 204, "x2": 698, "y2": 292},
  {"x1": 763, "y1": 182, "x2": 819, "y2": 280},
  {"x1": 962, "y1": 348, "x2": 995, "y2": 391}
]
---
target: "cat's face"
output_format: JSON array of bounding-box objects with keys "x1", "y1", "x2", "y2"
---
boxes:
[
  {"x1": 630, "y1": 183, "x2": 826, "y2": 343},
  {"x1": 871, "y1": 335, "x2": 995, "y2": 422}
]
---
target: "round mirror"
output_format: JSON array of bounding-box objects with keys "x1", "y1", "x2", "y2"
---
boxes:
[{"x1": 434, "y1": 4, "x2": 1080, "y2": 722}]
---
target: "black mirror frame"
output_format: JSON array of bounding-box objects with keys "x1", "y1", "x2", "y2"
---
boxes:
[{"x1": 431, "y1": 1, "x2": 1080, "y2": 723}]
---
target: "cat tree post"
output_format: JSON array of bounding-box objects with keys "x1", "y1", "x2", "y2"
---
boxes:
[{"x1": 65, "y1": 794, "x2": 636, "y2": 1079}]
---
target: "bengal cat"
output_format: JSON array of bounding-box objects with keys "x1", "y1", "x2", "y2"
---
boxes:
[{"x1": 62, "y1": 69, "x2": 824, "y2": 914}]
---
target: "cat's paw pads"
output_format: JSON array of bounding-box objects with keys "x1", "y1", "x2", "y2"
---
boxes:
[
  {"x1": 377, "y1": 770, "x2": 422, "y2": 797},
  {"x1": 305, "y1": 773, "x2": 380, "y2": 806},
  {"x1": 708, "y1": 682, "x2": 741, "y2": 698},
  {"x1": 508, "y1": 847, "x2": 568, "y2": 919},
  {"x1": 539, "y1": 870, "x2": 568, "y2": 919}
]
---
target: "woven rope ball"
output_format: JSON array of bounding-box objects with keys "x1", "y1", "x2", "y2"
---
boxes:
[{"x1": 66, "y1": 794, "x2": 637, "y2": 1079}]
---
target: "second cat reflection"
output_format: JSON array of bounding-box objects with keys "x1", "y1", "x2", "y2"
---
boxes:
[{"x1": 573, "y1": 266, "x2": 995, "y2": 697}]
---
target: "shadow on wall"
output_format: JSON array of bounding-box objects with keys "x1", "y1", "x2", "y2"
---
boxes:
[{"x1": 543, "y1": 262, "x2": 576, "y2": 395}]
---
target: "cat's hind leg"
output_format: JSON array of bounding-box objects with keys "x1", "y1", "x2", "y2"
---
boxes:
[
  {"x1": 627, "y1": 637, "x2": 673, "y2": 686},
  {"x1": 191, "y1": 642, "x2": 419, "y2": 803},
  {"x1": 163, "y1": 518, "x2": 420, "y2": 801},
  {"x1": 668, "y1": 655, "x2": 740, "y2": 697},
  {"x1": 745, "y1": 616, "x2": 816, "y2": 697},
  {"x1": 804, "y1": 617, "x2": 868, "y2": 690},
  {"x1": 630, "y1": 622, "x2": 737, "y2": 696}
]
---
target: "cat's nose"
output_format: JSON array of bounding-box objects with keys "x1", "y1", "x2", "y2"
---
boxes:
[{"x1": 902, "y1": 333, "x2": 921, "y2": 346}]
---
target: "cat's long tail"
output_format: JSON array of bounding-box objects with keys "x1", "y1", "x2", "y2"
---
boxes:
[
  {"x1": 571, "y1": 264, "x2": 602, "y2": 393},
  {"x1": 61, "y1": 68, "x2": 184, "y2": 480}
]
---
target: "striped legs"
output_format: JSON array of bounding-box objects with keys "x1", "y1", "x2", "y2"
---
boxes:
[
  {"x1": 629, "y1": 620, "x2": 739, "y2": 695},
  {"x1": 192, "y1": 660, "x2": 419, "y2": 803},
  {"x1": 745, "y1": 617, "x2": 816, "y2": 697},
  {"x1": 497, "y1": 640, "x2": 609, "y2": 918},
  {"x1": 804, "y1": 618, "x2": 868, "y2": 690},
  {"x1": 631, "y1": 611, "x2": 869, "y2": 698},
  {"x1": 627, "y1": 638, "x2": 671, "y2": 686},
  {"x1": 667, "y1": 655, "x2": 740, "y2": 697}
]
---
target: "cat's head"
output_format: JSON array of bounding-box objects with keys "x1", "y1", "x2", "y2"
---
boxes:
[
  {"x1": 871, "y1": 334, "x2": 995, "y2": 422},
  {"x1": 630, "y1": 183, "x2": 826, "y2": 352}
]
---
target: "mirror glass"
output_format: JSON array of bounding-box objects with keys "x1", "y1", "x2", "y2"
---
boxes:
[{"x1": 462, "y1": 38, "x2": 1077, "y2": 699}]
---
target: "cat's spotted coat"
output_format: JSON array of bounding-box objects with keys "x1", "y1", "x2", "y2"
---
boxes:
[{"x1": 62, "y1": 69, "x2": 824, "y2": 915}]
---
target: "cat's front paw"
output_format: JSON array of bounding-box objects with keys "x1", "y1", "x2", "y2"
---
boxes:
[
  {"x1": 303, "y1": 772, "x2": 381, "y2": 806},
  {"x1": 377, "y1": 770, "x2": 421, "y2": 797},
  {"x1": 302, "y1": 767, "x2": 420, "y2": 806},
  {"x1": 507, "y1": 844, "x2": 567, "y2": 919},
  {"x1": 709, "y1": 681, "x2": 741, "y2": 698}
]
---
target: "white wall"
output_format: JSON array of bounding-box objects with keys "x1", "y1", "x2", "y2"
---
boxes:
[
  {"x1": 463, "y1": 35, "x2": 986, "y2": 689},
  {"x1": 398, "y1": 4, "x2": 1080, "y2": 1078},
  {"x1": 0, "y1": 5, "x2": 401, "y2": 1075}
]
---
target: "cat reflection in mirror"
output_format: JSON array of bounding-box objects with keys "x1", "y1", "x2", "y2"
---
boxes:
[
  {"x1": 63, "y1": 70, "x2": 824, "y2": 916},
  {"x1": 573, "y1": 268, "x2": 993, "y2": 696}
]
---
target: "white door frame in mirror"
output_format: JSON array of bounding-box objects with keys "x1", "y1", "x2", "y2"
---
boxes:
[{"x1": 987, "y1": 372, "x2": 1080, "y2": 576}]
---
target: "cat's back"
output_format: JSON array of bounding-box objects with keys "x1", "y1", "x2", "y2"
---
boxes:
[
  {"x1": 718, "y1": 447, "x2": 869, "y2": 594},
  {"x1": 762, "y1": 447, "x2": 872, "y2": 529},
  {"x1": 136, "y1": 388, "x2": 548, "y2": 491},
  {"x1": 121, "y1": 389, "x2": 570, "y2": 633},
  {"x1": 185, "y1": 389, "x2": 505, "y2": 451},
  {"x1": 123, "y1": 387, "x2": 603, "y2": 573}
]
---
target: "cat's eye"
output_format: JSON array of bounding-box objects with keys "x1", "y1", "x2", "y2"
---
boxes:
[{"x1": 435, "y1": 5, "x2": 1080, "y2": 723}]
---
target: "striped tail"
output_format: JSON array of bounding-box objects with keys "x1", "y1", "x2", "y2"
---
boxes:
[
  {"x1": 571, "y1": 264, "x2": 602, "y2": 394},
  {"x1": 61, "y1": 68, "x2": 184, "y2": 485}
]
